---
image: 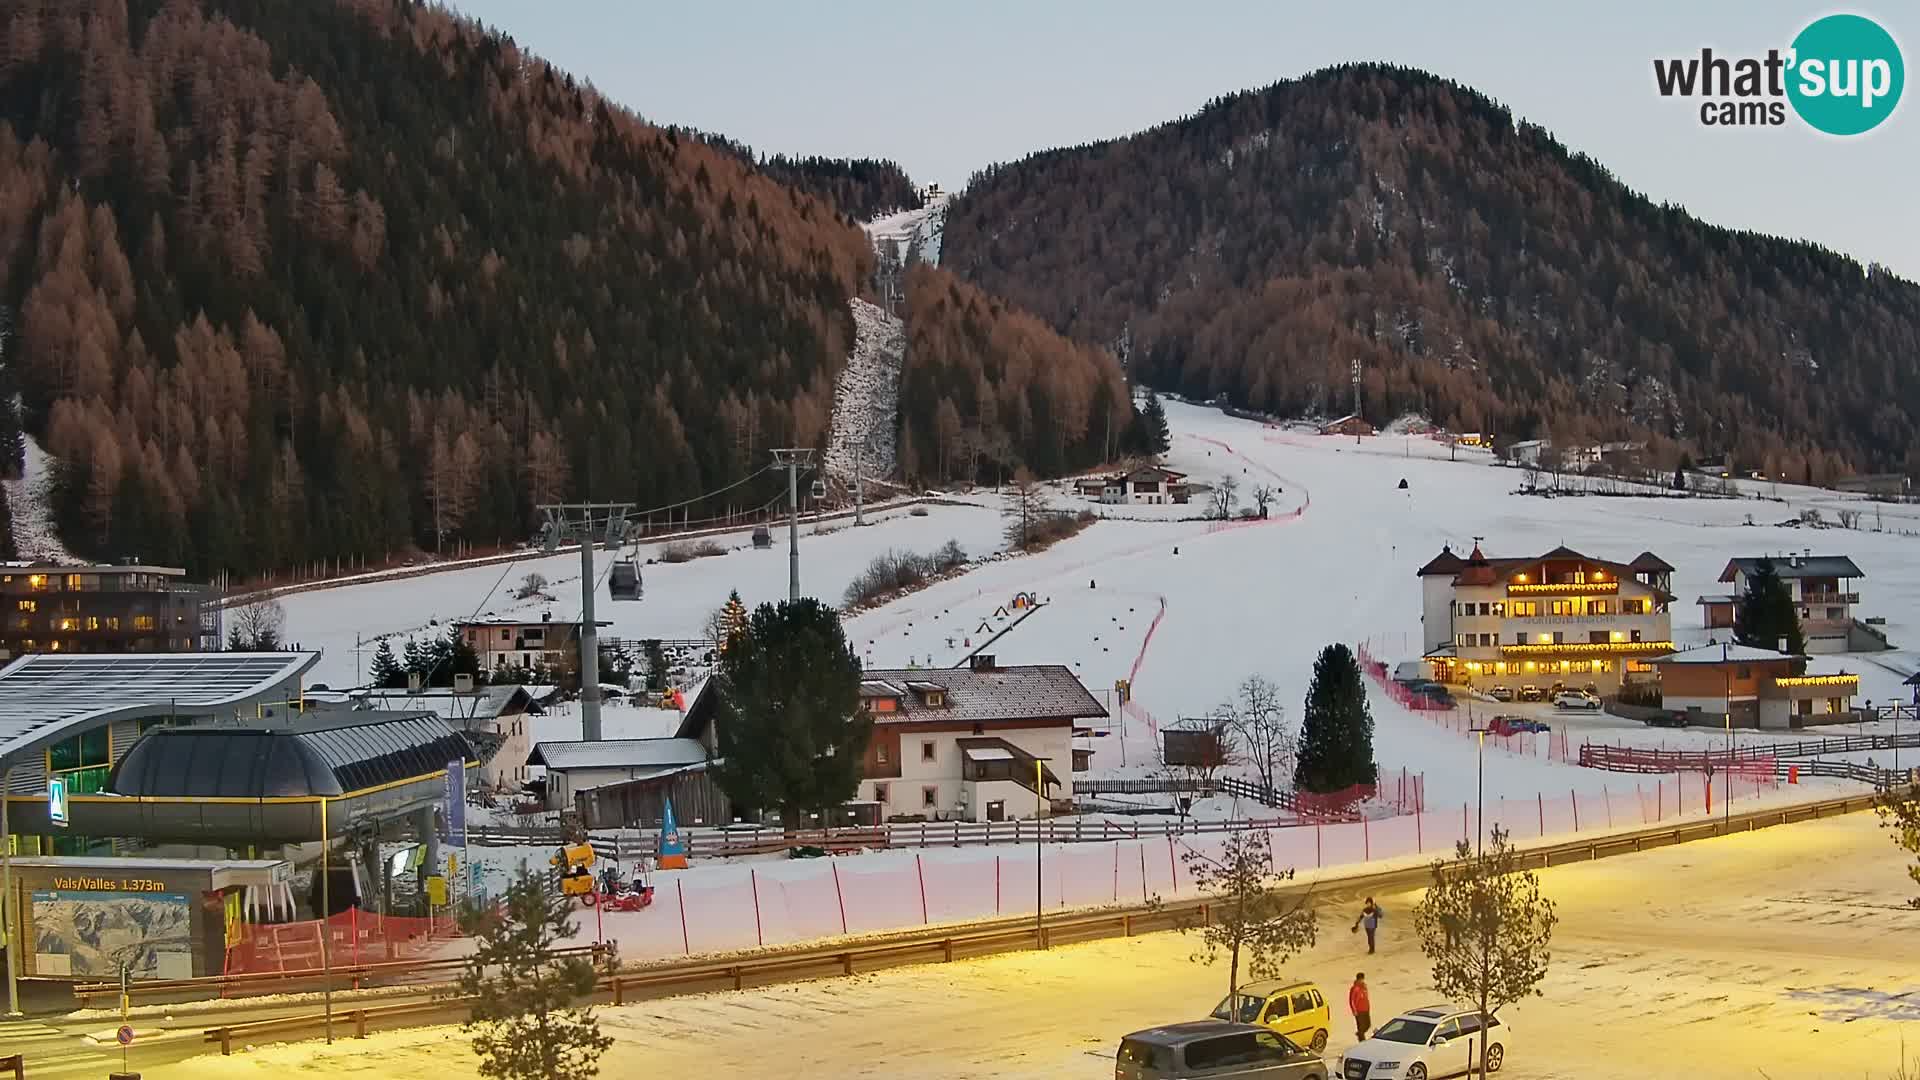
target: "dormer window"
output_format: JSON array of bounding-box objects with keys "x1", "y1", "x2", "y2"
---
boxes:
[{"x1": 906, "y1": 680, "x2": 947, "y2": 707}]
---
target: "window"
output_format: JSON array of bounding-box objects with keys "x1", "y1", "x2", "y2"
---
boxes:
[
  {"x1": 1736, "y1": 665, "x2": 1751, "y2": 679},
  {"x1": 1479, "y1": 633, "x2": 1492, "y2": 647},
  {"x1": 920, "y1": 741, "x2": 936, "y2": 762},
  {"x1": 1514, "y1": 632, "x2": 1527, "y2": 645},
  {"x1": 1431, "y1": 1018, "x2": 1462, "y2": 1044},
  {"x1": 1311, "y1": 990, "x2": 1324, "y2": 1008},
  {"x1": 1290, "y1": 990, "x2": 1315, "y2": 1013},
  {"x1": 1185, "y1": 1033, "x2": 1259, "y2": 1070},
  {"x1": 1251, "y1": 1031, "x2": 1300, "y2": 1062},
  {"x1": 921, "y1": 786, "x2": 938, "y2": 807},
  {"x1": 1492, "y1": 602, "x2": 1504, "y2": 616},
  {"x1": 1552, "y1": 631, "x2": 1564, "y2": 644},
  {"x1": 1631, "y1": 629, "x2": 1642, "y2": 642},
  {"x1": 133, "y1": 615, "x2": 156, "y2": 631},
  {"x1": 1455, "y1": 1012, "x2": 1485, "y2": 1038},
  {"x1": 1827, "y1": 607, "x2": 1844, "y2": 620},
  {"x1": 873, "y1": 783, "x2": 890, "y2": 803},
  {"x1": 106, "y1": 616, "x2": 120, "y2": 630},
  {"x1": 1478, "y1": 602, "x2": 1491, "y2": 616},
  {"x1": 1459, "y1": 602, "x2": 1473, "y2": 616},
  {"x1": 1510, "y1": 601, "x2": 1538, "y2": 617},
  {"x1": 15, "y1": 600, "x2": 34, "y2": 612},
  {"x1": 1264, "y1": 995, "x2": 1291, "y2": 1019},
  {"x1": 48, "y1": 727, "x2": 111, "y2": 795},
  {"x1": 85, "y1": 616, "x2": 100, "y2": 631},
  {"x1": 1550, "y1": 600, "x2": 1570, "y2": 616},
  {"x1": 1589, "y1": 631, "x2": 1608, "y2": 643},
  {"x1": 876, "y1": 745, "x2": 890, "y2": 765},
  {"x1": 1590, "y1": 599, "x2": 1610, "y2": 615},
  {"x1": 1116, "y1": 1041, "x2": 1173, "y2": 1073}
]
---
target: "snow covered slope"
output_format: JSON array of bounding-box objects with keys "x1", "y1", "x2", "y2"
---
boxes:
[
  {"x1": 823, "y1": 298, "x2": 905, "y2": 483},
  {"x1": 1, "y1": 423, "x2": 79, "y2": 563},
  {"x1": 865, "y1": 191, "x2": 948, "y2": 267}
]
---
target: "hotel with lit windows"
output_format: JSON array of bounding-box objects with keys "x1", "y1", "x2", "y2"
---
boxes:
[
  {"x1": 1, "y1": 561, "x2": 218, "y2": 661},
  {"x1": 1416, "y1": 543, "x2": 1675, "y2": 696}
]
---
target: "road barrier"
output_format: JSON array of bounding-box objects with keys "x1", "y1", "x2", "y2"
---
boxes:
[{"x1": 193, "y1": 790, "x2": 1892, "y2": 1054}]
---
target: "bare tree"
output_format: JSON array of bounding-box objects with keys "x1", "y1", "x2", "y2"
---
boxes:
[
  {"x1": 513, "y1": 572, "x2": 551, "y2": 600},
  {"x1": 1001, "y1": 471, "x2": 1052, "y2": 550},
  {"x1": 1250, "y1": 483, "x2": 1277, "y2": 519},
  {"x1": 1177, "y1": 830, "x2": 1319, "y2": 1026},
  {"x1": 228, "y1": 597, "x2": 286, "y2": 650},
  {"x1": 1210, "y1": 474, "x2": 1240, "y2": 520},
  {"x1": 1837, "y1": 508, "x2": 1862, "y2": 530},
  {"x1": 1413, "y1": 828, "x2": 1559, "y2": 1078},
  {"x1": 1218, "y1": 675, "x2": 1294, "y2": 799},
  {"x1": 1521, "y1": 460, "x2": 1543, "y2": 492},
  {"x1": 1156, "y1": 719, "x2": 1240, "y2": 818}
]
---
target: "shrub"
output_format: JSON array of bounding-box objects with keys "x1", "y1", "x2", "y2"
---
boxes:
[
  {"x1": 659, "y1": 539, "x2": 726, "y2": 564},
  {"x1": 842, "y1": 541, "x2": 968, "y2": 607}
]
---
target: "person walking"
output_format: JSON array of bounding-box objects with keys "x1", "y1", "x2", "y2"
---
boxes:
[
  {"x1": 1352, "y1": 896, "x2": 1382, "y2": 953},
  {"x1": 1349, "y1": 972, "x2": 1371, "y2": 1042}
]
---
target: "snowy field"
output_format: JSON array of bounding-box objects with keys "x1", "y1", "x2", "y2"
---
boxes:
[
  {"x1": 283, "y1": 397, "x2": 1920, "y2": 812},
  {"x1": 147, "y1": 812, "x2": 1920, "y2": 1080}
]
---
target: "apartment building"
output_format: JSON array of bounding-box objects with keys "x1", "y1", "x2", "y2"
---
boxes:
[
  {"x1": 0, "y1": 562, "x2": 217, "y2": 660},
  {"x1": 1416, "y1": 543, "x2": 1675, "y2": 695}
]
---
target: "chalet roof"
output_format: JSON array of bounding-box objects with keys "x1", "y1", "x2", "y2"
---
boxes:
[
  {"x1": 1719, "y1": 556, "x2": 1864, "y2": 582},
  {"x1": 860, "y1": 664, "x2": 1105, "y2": 725},
  {"x1": 1630, "y1": 552, "x2": 1676, "y2": 573},
  {"x1": 1538, "y1": 544, "x2": 1587, "y2": 561},
  {"x1": 1651, "y1": 643, "x2": 1800, "y2": 665},
  {"x1": 528, "y1": 737, "x2": 708, "y2": 771},
  {"x1": 1415, "y1": 546, "x2": 1466, "y2": 577},
  {"x1": 1118, "y1": 466, "x2": 1187, "y2": 483}
]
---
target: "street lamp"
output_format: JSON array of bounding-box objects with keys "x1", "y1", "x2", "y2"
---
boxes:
[
  {"x1": 1468, "y1": 725, "x2": 1492, "y2": 857},
  {"x1": 1034, "y1": 756, "x2": 1052, "y2": 949}
]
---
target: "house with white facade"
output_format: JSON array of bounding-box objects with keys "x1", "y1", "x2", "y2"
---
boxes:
[
  {"x1": 1098, "y1": 466, "x2": 1190, "y2": 505},
  {"x1": 854, "y1": 655, "x2": 1106, "y2": 822},
  {"x1": 1416, "y1": 542, "x2": 1675, "y2": 696},
  {"x1": 527, "y1": 736, "x2": 713, "y2": 812},
  {"x1": 456, "y1": 615, "x2": 611, "y2": 675},
  {"x1": 1710, "y1": 554, "x2": 1870, "y2": 654}
]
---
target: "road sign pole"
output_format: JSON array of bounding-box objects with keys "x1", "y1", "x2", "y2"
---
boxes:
[{"x1": 2, "y1": 766, "x2": 17, "y2": 1017}]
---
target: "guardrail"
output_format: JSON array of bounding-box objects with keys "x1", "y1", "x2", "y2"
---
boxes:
[
  {"x1": 1579, "y1": 730, "x2": 1920, "y2": 771},
  {"x1": 76, "y1": 943, "x2": 614, "y2": 1010},
  {"x1": 192, "y1": 789, "x2": 1893, "y2": 1051},
  {"x1": 0, "y1": 1053, "x2": 22, "y2": 1080}
]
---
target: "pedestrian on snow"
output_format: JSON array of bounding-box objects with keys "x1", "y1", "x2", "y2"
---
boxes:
[
  {"x1": 1349, "y1": 972, "x2": 1371, "y2": 1041},
  {"x1": 1352, "y1": 896, "x2": 1382, "y2": 953}
]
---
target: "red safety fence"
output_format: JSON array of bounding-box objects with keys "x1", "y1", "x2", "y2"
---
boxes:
[{"x1": 224, "y1": 906, "x2": 461, "y2": 978}]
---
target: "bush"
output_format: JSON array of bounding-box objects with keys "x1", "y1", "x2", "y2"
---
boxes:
[
  {"x1": 1025, "y1": 509, "x2": 1098, "y2": 549},
  {"x1": 843, "y1": 541, "x2": 968, "y2": 607},
  {"x1": 910, "y1": 506, "x2": 930, "y2": 516},
  {"x1": 1616, "y1": 682, "x2": 1662, "y2": 707},
  {"x1": 659, "y1": 539, "x2": 726, "y2": 564}
]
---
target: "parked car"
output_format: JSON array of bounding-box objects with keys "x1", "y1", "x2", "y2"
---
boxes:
[
  {"x1": 1644, "y1": 710, "x2": 1689, "y2": 728},
  {"x1": 1118, "y1": 1021, "x2": 1326, "y2": 1080},
  {"x1": 1487, "y1": 685, "x2": 1514, "y2": 702},
  {"x1": 1552, "y1": 691, "x2": 1601, "y2": 710},
  {"x1": 1488, "y1": 715, "x2": 1550, "y2": 737},
  {"x1": 1580, "y1": 683, "x2": 1600, "y2": 698},
  {"x1": 1411, "y1": 685, "x2": 1455, "y2": 706},
  {"x1": 1516, "y1": 685, "x2": 1544, "y2": 702},
  {"x1": 1337, "y1": 1005, "x2": 1510, "y2": 1079},
  {"x1": 1211, "y1": 979, "x2": 1333, "y2": 1054},
  {"x1": 1548, "y1": 681, "x2": 1566, "y2": 697}
]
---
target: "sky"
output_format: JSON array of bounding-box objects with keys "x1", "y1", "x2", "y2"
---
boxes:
[{"x1": 448, "y1": 1, "x2": 1917, "y2": 279}]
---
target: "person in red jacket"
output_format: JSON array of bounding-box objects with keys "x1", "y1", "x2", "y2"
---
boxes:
[{"x1": 1348, "y1": 972, "x2": 1371, "y2": 1041}]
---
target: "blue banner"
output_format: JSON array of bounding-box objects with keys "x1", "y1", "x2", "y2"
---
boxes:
[
  {"x1": 659, "y1": 796, "x2": 686, "y2": 860},
  {"x1": 445, "y1": 759, "x2": 466, "y2": 848}
]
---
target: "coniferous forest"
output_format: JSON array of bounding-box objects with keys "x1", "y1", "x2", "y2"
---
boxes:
[{"x1": 943, "y1": 64, "x2": 1920, "y2": 480}]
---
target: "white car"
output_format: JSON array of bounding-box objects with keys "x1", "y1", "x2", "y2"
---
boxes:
[
  {"x1": 1551, "y1": 690, "x2": 1600, "y2": 710},
  {"x1": 1337, "y1": 1005, "x2": 1509, "y2": 1079}
]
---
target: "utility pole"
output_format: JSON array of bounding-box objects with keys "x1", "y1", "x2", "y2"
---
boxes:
[
  {"x1": 538, "y1": 502, "x2": 635, "y2": 742},
  {"x1": 1350, "y1": 357, "x2": 1363, "y2": 445},
  {"x1": 771, "y1": 449, "x2": 816, "y2": 601}
]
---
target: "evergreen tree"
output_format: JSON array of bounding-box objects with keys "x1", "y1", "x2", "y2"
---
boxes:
[
  {"x1": 1136, "y1": 390, "x2": 1172, "y2": 456},
  {"x1": 1733, "y1": 557, "x2": 1805, "y2": 655},
  {"x1": 402, "y1": 637, "x2": 427, "y2": 683},
  {"x1": 642, "y1": 639, "x2": 669, "y2": 691},
  {"x1": 721, "y1": 590, "x2": 749, "y2": 647},
  {"x1": 710, "y1": 598, "x2": 869, "y2": 829},
  {"x1": 1294, "y1": 643, "x2": 1377, "y2": 794},
  {"x1": 455, "y1": 871, "x2": 613, "y2": 1080},
  {"x1": 369, "y1": 638, "x2": 406, "y2": 689},
  {"x1": 0, "y1": 487, "x2": 12, "y2": 560},
  {"x1": 445, "y1": 625, "x2": 482, "y2": 687}
]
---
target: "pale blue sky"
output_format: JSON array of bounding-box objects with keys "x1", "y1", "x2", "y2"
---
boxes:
[{"x1": 451, "y1": 1, "x2": 1916, "y2": 278}]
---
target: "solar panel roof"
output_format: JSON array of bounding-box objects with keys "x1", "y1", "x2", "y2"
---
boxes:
[{"x1": 0, "y1": 651, "x2": 318, "y2": 767}]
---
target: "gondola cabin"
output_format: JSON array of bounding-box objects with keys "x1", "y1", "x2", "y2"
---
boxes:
[
  {"x1": 751, "y1": 524, "x2": 772, "y2": 549},
  {"x1": 608, "y1": 560, "x2": 643, "y2": 601}
]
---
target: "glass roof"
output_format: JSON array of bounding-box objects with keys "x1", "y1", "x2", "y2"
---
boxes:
[{"x1": 0, "y1": 652, "x2": 318, "y2": 767}]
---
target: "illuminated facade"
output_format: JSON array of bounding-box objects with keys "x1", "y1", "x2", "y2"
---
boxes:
[
  {"x1": 0, "y1": 562, "x2": 217, "y2": 661},
  {"x1": 1416, "y1": 543, "x2": 1674, "y2": 694},
  {"x1": 1650, "y1": 643, "x2": 1859, "y2": 729}
]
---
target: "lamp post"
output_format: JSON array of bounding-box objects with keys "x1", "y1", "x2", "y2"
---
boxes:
[
  {"x1": 1468, "y1": 725, "x2": 1491, "y2": 857},
  {"x1": 1034, "y1": 756, "x2": 1051, "y2": 949}
]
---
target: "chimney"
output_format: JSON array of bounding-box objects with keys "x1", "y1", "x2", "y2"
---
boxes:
[{"x1": 970, "y1": 654, "x2": 997, "y2": 672}]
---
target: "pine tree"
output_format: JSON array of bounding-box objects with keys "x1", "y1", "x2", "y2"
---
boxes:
[
  {"x1": 720, "y1": 589, "x2": 748, "y2": 650},
  {"x1": 1733, "y1": 557, "x2": 1804, "y2": 655},
  {"x1": 0, "y1": 486, "x2": 13, "y2": 560},
  {"x1": 445, "y1": 625, "x2": 482, "y2": 687},
  {"x1": 455, "y1": 871, "x2": 613, "y2": 1080},
  {"x1": 369, "y1": 638, "x2": 405, "y2": 689},
  {"x1": 402, "y1": 636, "x2": 426, "y2": 682},
  {"x1": 710, "y1": 598, "x2": 869, "y2": 829},
  {"x1": 1137, "y1": 390, "x2": 1172, "y2": 456},
  {"x1": 1294, "y1": 643, "x2": 1377, "y2": 794}
]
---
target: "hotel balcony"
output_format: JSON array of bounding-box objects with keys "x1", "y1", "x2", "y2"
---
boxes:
[
  {"x1": 1499, "y1": 640, "x2": 1677, "y2": 658},
  {"x1": 1505, "y1": 580, "x2": 1619, "y2": 596}
]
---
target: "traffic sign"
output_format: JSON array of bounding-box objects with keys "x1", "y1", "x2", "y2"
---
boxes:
[
  {"x1": 48, "y1": 777, "x2": 69, "y2": 827},
  {"x1": 116, "y1": 1024, "x2": 135, "y2": 1046}
]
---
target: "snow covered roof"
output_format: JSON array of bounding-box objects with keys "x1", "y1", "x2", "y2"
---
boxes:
[
  {"x1": 350, "y1": 684, "x2": 537, "y2": 725},
  {"x1": 1651, "y1": 643, "x2": 1799, "y2": 665},
  {"x1": 1719, "y1": 556, "x2": 1864, "y2": 581},
  {"x1": 1695, "y1": 595, "x2": 1738, "y2": 605},
  {"x1": 961, "y1": 746, "x2": 1015, "y2": 761},
  {"x1": 1629, "y1": 551, "x2": 1675, "y2": 573},
  {"x1": 858, "y1": 664, "x2": 1106, "y2": 725},
  {"x1": 528, "y1": 737, "x2": 708, "y2": 771},
  {"x1": 0, "y1": 651, "x2": 318, "y2": 769}
]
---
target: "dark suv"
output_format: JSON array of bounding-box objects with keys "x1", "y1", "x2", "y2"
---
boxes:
[{"x1": 1117, "y1": 1020, "x2": 1326, "y2": 1079}]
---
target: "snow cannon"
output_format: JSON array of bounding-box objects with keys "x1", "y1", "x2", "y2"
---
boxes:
[{"x1": 552, "y1": 842, "x2": 598, "y2": 901}]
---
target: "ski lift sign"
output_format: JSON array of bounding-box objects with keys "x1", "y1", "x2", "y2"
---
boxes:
[{"x1": 48, "y1": 777, "x2": 69, "y2": 828}]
